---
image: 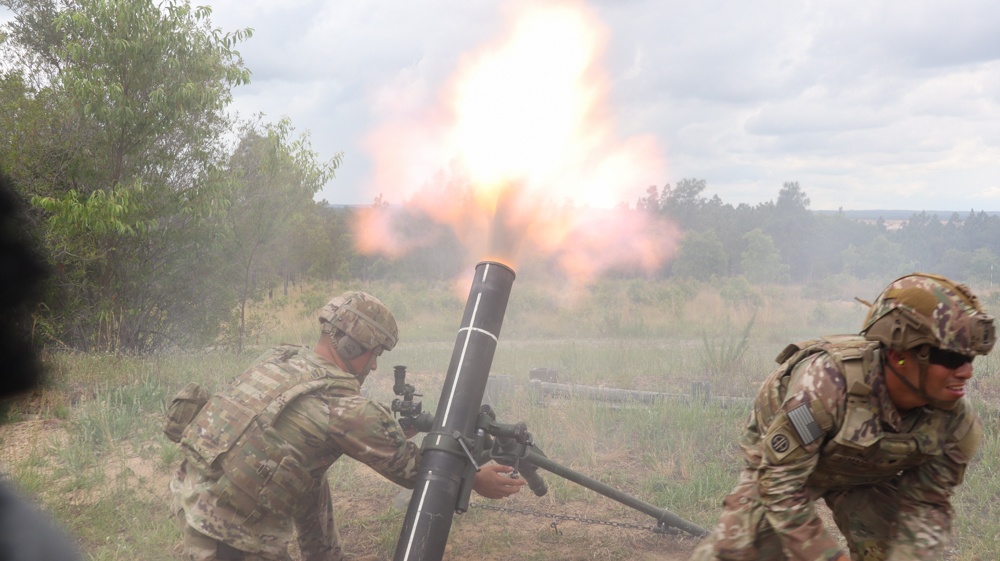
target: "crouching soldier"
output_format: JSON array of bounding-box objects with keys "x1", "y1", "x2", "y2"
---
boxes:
[
  {"x1": 690, "y1": 273, "x2": 995, "y2": 561},
  {"x1": 167, "y1": 291, "x2": 524, "y2": 561}
]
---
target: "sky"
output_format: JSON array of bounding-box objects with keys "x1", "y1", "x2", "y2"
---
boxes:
[{"x1": 4, "y1": 0, "x2": 1000, "y2": 211}]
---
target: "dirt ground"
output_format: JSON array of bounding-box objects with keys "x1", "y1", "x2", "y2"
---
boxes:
[{"x1": 0, "y1": 417, "x2": 700, "y2": 560}]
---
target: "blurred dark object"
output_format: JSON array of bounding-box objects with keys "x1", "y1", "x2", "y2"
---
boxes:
[
  {"x1": 0, "y1": 168, "x2": 49, "y2": 398},
  {"x1": 0, "y1": 167, "x2": 81, "y2": 560}
]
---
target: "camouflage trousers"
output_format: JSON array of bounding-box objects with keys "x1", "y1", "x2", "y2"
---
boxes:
[
  {"x1": 175, "y1": 512, "x2": 278, "y2": 561},
  {"x1": 689, "y1": 481, "x2": 898, "y2": 561},
  {"x1": 175, "y1": 474, "x2": 345, "y2": 561}
]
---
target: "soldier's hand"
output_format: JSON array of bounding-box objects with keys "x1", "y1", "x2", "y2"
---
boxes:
[{"x1": 472, "y1": 464, "x2": 526, "y2": 499}]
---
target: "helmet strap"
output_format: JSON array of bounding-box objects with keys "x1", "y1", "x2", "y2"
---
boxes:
[
  {"x1": 884, "y1": 350, "x2": 923, "y2": 403},
  {"x1": 884, "y1": 345, "x2": 956, "y2": 411}
]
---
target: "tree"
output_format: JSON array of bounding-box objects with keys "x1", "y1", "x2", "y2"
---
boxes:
[
  {"x1": 841, "y1": 235, "x2": 912, "y2": 280},
  {"x1": 0, "y1": 68, "x2": 83, "y2": 208},
  {"x1": 222, "y1": 118, "x2": 339, "y2": 352},
  {"x1": 660, "y1": 178, "x2": 708, "y2": 229},
  {"x1": 968, "y1": 248, "x2": 999, "y2": 287},
  {"x1": 761, "y1": 181, "x2": 815, "y2": 281},
  {"x1": 0, "y1": 0, "x2": 69, "y2": 77},
  {"x1": 810, "y1": 211, "x2": 882, "y2": 278},
  {"x1": 4, "y1": 0, "x2": 253, "y2": 351},
  {"x1": 671, "y1": 230, "x2": 727, "y2": 281},
  {"x1": 936, "y1": 247, "x2": 999, "y2": 286},
  {"x1": 635, "y1": 184, "x2": 660, "y2": 214},
  {"x1": 740, "y1": 228, "x2": 789, "y2": 284},
  {"x1": 891, "y1": 212, "x2": 948, "y2": 272}
]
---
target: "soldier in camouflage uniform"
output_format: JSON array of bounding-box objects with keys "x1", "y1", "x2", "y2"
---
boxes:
[
  {"x1": 167, "y1": 291, "x2": 524, "y2": 561},
  {"x1": 689, "y1": 273, "x2": 996, "y2": 561}
]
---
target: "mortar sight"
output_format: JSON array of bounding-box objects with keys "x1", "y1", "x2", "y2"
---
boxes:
[
  {"x1": 393, "y1": 365, "x2": 416, "y2": 396},
  {"x1": 390, "y1": 365, "x2": 433, "y2": 432}
]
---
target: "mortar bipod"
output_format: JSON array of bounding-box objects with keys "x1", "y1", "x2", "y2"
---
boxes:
[{"x1": 474, "y1": 405, "x2": 709, "y2": 538}]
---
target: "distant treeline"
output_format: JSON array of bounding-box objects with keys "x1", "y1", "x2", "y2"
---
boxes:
[
  {"x1": 631, "y1": 179, "x2": 1000, "y2": 287},
  {"x1": 815, "y1": 209, "x2": 1000, "y2": 221}
]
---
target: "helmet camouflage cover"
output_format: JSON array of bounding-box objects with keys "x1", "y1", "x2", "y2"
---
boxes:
[
  {"x1": 318, "y1": 291, "x2": 398, "y2": 352},
  {"x1": 861, "y1": 272, "x2": 996, "y2": 356}
]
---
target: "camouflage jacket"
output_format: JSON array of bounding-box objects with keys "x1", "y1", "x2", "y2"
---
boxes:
[
  {"x1": 172, "y1": 345, "x2": 420, "y2": 556},
  {"x1": 741, "y1": 335, "x2": 981, "y2": 560}
]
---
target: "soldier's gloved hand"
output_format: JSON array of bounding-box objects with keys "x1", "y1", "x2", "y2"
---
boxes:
[{"x1": 472, "y1": 464, "x2": 526, "y2": 499}]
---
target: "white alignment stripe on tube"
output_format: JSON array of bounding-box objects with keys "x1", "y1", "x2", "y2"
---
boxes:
[
  {"x1": 441, "y1": 292, "x2": 481, "y2": 425},
  {"x1": 457, "y1": 326, "x2": 497, "y2": 342},
  {"x1": 402, "y1": 480, "x2": 433, "y2": 560}
]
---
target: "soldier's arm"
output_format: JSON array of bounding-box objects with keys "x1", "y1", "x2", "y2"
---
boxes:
[
  {"x1": 329, "y1": 396, "x2": 423, "y2": 488},
  {"x1": 887, "y1": 409, "x2": 982, "y2": 561},
  {"x1": 755, "y1": 354, "x2": 847, "y2": 561}
]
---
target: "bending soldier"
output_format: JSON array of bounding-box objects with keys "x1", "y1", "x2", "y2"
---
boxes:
[
  {"x1": 690, "y1": 273, "x2": 995, "y2": 561},
  {"x1": 168, "y1": 291, "x2": 524, "y2": 561}
]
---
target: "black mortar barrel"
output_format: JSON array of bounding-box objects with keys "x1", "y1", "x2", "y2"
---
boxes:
[{"x1": 393, "y1": 261, "x2": 515, "y2": 561}]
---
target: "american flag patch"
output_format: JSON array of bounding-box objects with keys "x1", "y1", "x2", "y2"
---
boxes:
[{"x1": 788, "y1": 404, "x2": 823, "y2": 445}]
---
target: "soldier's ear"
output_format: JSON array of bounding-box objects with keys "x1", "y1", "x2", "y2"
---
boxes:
[{"x1": 884, "y1": 348, "x2": 904, "y2": 365}]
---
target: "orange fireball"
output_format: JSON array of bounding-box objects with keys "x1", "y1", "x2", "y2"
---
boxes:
[{"x1": 356, "y1": 0, "x2": 678, "y2": 281}]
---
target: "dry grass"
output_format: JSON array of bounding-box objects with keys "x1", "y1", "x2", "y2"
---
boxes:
[{"x1": 0, "y1": 276, "x2": 997, "y2": 560}]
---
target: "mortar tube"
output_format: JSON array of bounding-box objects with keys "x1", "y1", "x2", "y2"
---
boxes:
[{"x1": 393, "y1": 261, "x2": 515, "y2": 561}]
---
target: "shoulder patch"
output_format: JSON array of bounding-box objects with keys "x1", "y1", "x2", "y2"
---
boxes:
[
  {"x1": 771, "y1": 433, "x2": 791, "y2": 453},
  {"x1": 788, "y1": 403, "x2": 823, "y2": 445},
  {"x1": 765, "y1": 424, "x2": 802, "y2": 464}
]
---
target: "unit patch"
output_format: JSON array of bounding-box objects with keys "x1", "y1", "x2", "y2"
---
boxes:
[
  {"x1": 771, "y1": 434, "x2": 790, "y2": 453},
  {"x1": 788, "y1": 403, "x2": 823, "y2": 445}
]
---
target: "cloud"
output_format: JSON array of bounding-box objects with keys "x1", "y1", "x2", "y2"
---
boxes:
[{"x1": 7, "y1": 0, "x2": 1000, "y2": 210}]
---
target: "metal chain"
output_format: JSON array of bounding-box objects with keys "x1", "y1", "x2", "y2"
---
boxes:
[{"x1": 469, "y1": 502, "x2": 681, "y2": 535}]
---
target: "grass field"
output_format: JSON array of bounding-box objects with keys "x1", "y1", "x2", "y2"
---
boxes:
[{"x1": 1, "y1": 274, "x2": 998, "y2": 560}]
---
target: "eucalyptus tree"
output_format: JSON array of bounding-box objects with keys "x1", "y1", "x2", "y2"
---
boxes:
[{"x1": 2, "y1": 0, "x2": 252, "y2": 352}]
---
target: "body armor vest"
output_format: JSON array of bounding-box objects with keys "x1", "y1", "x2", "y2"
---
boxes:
[
  {"x1": 180, "y1": 345, "x2": 360, "y2": 520},
  {"x1": 768, "y1": 336, "x2": 973, "y2": 489}
]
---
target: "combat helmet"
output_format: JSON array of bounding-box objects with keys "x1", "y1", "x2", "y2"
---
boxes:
[
  {"x1": 861, "y1": 273, "x2": 995, "y2": 357},
  {"x1": 861, "y1": 273, "x2": 995, "y2": 409},
  {"x1": 319, "y1": 292, "x2": 398, "y2": 360}
]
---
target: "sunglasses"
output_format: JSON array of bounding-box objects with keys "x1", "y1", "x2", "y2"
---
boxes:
[{"x1": 928, "y1": 348, "x2": 973, "y2": 369}]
